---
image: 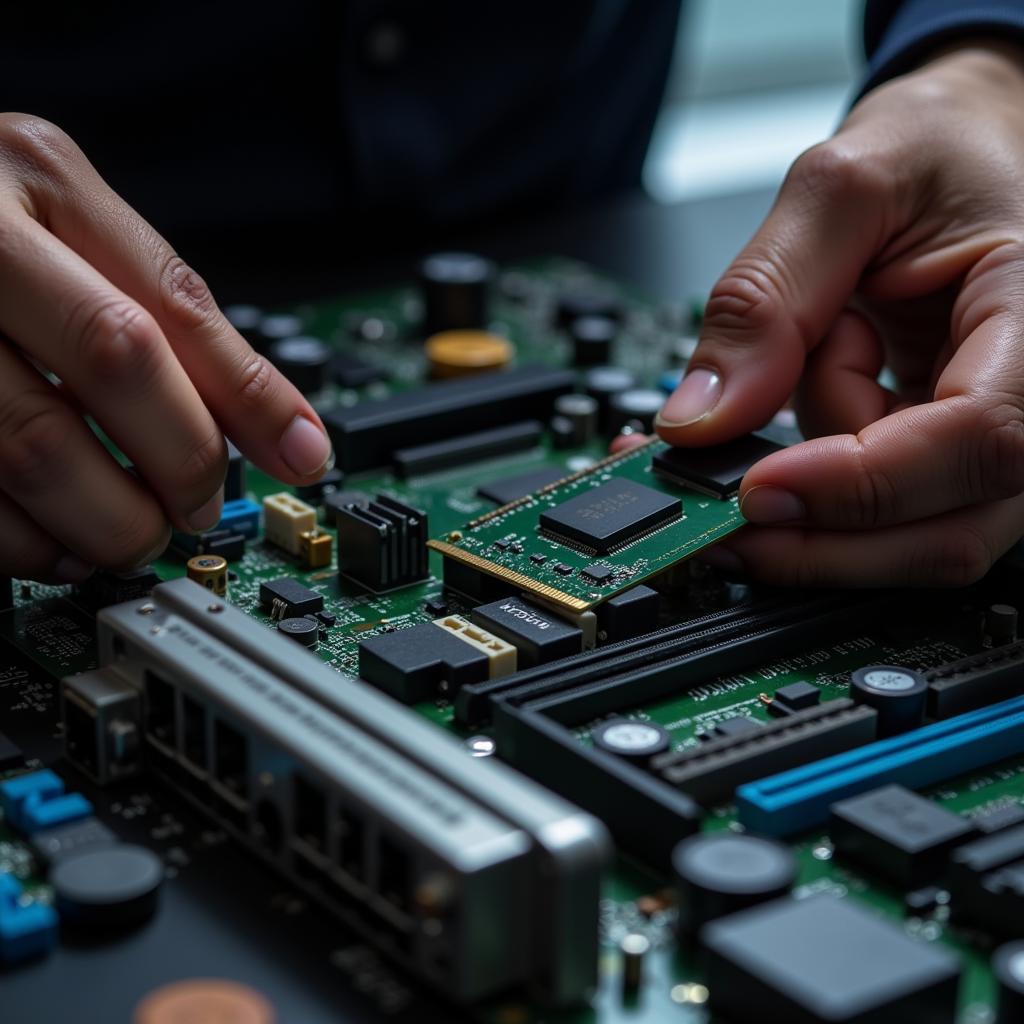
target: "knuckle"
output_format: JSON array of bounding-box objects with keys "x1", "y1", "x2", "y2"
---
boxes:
[
  {"x1": 786, "y1": 142, "x2": 883, "y2": 203},
  {"x1": 0, "y1": 113, "x2": 78, "y2": 183},
  {"x1": 0, "y1": 398, "x2": 72, "y2": 486},
  {"x1": 973, "y1": 401, "x2": 1024, "y2": 499},
  {"x1": 849, "y1": 457, "x2": 900, "y2": 529},
  {"x1": 920, "y1": 524, "x2": 993, "y2": 587},
  {"x1": 704, "y1": 256, "x2": 787, "y2": 340},
  {"x1": 159, "y1": 253, "x2": 218, "y2": 333},
  {"x1": 103, "y1": 505, "x2": 169, "y2": 570},
  {"x1": 70, "y1": 297, "x2": 165, "y2": 387},
  {"x1": 231, "y1": 352, "x2": 281, "y2": 412},
  {"x1": 176, "y1": 427, "x2": 227, "y2": 493}
]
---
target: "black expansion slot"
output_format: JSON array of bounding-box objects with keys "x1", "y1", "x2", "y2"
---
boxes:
[
  {"x1": 456, "y1": 590, "x2": 894, "y2": 726},
  {"x1": 393, "y1": 420, "x2": 543, "y2": 478},
  {"x1": 926, "y1": 640, "x2": 1024, "y2": 719},
  {"x1": 323, "y1": 365, "x2": 575, "y2": 471}
]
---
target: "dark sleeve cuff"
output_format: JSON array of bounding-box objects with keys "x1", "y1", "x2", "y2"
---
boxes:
[{"x1": 860, "y1": 0, "x2": 1024, "y2": 98}]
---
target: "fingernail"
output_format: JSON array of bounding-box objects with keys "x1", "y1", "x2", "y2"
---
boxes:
[
  {"x1": 655, "y1": 367, "x2": 723, "y2": 428},
  {"x1": 280, "y1": 416, "x2": 333, "y2": 477},
  {"x1": 54, "y1": 554, "x2": 95, "y2": 583},
  {"x1": 697, "y1": 545, "x2": 744, "y2": 574},
  {"x1": 187, "y1": 488, "x2": 224, "y2": 533},
  {"x1": 740, "y1": 485, "x2": 805, "y2": 523}
]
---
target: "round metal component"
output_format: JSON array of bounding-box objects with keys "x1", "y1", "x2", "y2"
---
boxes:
[
  {"x1": 186, "y1": 554, "x2": 228, "y2": 597},
  {"x1": 425, "y1": 330, "x2": 513, "y2": 379},
  {"x1": 592, "y1": 718, "x2": 670, "y2": 764},
  {"x1": 465, "y1": 735, "x2": 497, "y2": 758},
  {"x1": 549, "y1": 414, "x2": 576, "y2": 450},
  {"x1": 672, "y1": 832, "x2": 797, "y2": 938},
  {"x1": 849, "y1": 664, "x2": 928, "y2": 737},
  {"x1": 267, "y1": 336, "x2": 331, "y2": 393},
  {"x1": 583, "y1": 366, "x2": 637, "y2": 429},
  {"x1": 133, "y1": 979, "x2": 275, "y2": 1024},
  {"x1": 620, "y1": 932, "x2": 650, "y2": 995},
  {"x1": 570, "y1": 315, "x2": 616, "y2": 367},
  {"x1": 555, "y1": 288, "x2": 623, "y2": 329},
  {"x1": 608, "y1": 388, "x2": 665, "y2": 437},
  {"x1": 987, "y1": 603, "x2": 1019, "y2": 646},
  {"x1": 52, "y1": 843, "x2": 163, "y2": 928},
  {"x1": 553, "y1": 393, "x2": 599, "y2": 444},
  {"x1": 995, "y1": 940, "x2": 1024, "y2": 1023},
  {"x1": 277, "y1": 616, "x2": 319, "y2": 649},
  {"x1": 419, "y1": 251, "x2": 494, "y2": 336}
]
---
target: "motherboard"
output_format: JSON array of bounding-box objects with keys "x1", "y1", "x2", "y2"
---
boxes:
[{"x1": 1, "y1": 255, "x2": 1023, "y2": 1024}]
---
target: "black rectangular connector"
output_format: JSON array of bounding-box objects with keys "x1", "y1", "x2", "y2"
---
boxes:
[
  {"x1": 926, "y1": 640, "x2": 1024, "y2": 719},
  {"x1": 393, "y1": 420, "x2": 543, "y2": 478},
  {"x1": 652, "y1": 433, "x2": 784, "y2": 499},
  {"x1": 470, "y1": 597, "x2": 582, "y2": 667},
  {"x1": 322, "y1": 365, "x2": 575, "y2": 471},
  {"x1": 225, "y1": 440, "x2": 247, "y2": 502},
  {"x1": 650, "y1": 699, "x2": 878, "y2": 806},
  {"x1": 359, "y1": 622, "x2": 488, "y2": 702},
  {"x1": 337, "y1": 494, "x2": 428, "y2": 592}
]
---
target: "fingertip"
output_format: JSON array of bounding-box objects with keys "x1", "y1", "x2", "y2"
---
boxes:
[{"x1": 278, "y1": 415, "x2": 334, "y2": 480}]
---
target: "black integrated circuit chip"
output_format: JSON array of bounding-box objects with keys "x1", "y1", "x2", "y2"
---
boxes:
[
  {"x1": 651, "y1": 434, "x2": 784, "y2": 499},
  {"x1": 539, "y1": 479, "x2": 681, "y2": 554},
  {"x1": 703, "y1": 894, "x2": 961, "y2": 1023}
]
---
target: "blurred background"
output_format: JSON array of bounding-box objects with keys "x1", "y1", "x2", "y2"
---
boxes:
[{"x1": 644, "y1": 0, "x2": 862, "y2": 203}]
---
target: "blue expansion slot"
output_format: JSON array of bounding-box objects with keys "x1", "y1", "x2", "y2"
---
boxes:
[{"x1": 737, "y1": 694, "x2": 1024, "y2": 837}]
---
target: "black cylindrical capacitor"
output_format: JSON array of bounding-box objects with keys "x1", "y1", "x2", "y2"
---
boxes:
[
  {"x1": 267, "y1": 336, "x2": 331, "y2": 394},
  {"x1": 608, "y1": 388, "x2": 665, "y2": 437},
  {"x1": 583, "y1": 366, "x2": 637, "y2": 430},
  {"x1": 223, "y1": 304, "x2": 263, "y2": 345},
  {"x1": 672, "y1": 833, "x2": 797, "y2": 939},
  {"x1": 419, "y1": 252, "x2": 495, "y2": 336},
  {"x1": 849, "y1": 664, "x2": 928, "y2": 737},
  {"x1": 555, "y1": 289, "x2": 623, "y2": 329},
  {"x1": 260, "y1": 313, "x2": 304, "y2": 342},
  {"x1": 592, "y1": 718, "x2": 670, "y2": 766},
  {"x1": 995, "y1": 941, "x2": 1024, "y2": 1023},
  {"x1": 987, "y1": 604, "x2": 1019, "y2": 646},
  {"x1": 549, "y1": 415, "x2": 576, "y2": 450},
  {"x1": 554, "y1": 393, "x2": 599, "y2": 445},
  {"x1": 570, "y1": 315, "x2": 617, "y2": 367},
  {"x1": 277, "y1": 616, "x2": 319, "y2": 648},
  {"x1": 51, "y1": 844, "x2": 163, "y2": 928}
]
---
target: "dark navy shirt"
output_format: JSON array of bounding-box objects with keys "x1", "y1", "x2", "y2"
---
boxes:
[{"x1": 3, "y1": 2, "x2": 1024, "y2": 244}]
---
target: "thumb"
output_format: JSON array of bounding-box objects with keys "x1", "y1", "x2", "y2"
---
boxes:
[{"x1": 656, "y1": 141, "x2": 891, "y2": 447}]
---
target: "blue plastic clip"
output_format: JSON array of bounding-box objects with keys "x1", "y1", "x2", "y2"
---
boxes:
[
  {"x1": 0, "y1": 873, "x2": 58, "y2": 964},
  {"x1": 0, "y1": 769, "x2": 92, "y2": 834}
]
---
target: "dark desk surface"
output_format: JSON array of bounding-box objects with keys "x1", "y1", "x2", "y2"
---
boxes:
[
  {"x1": 198, "y1": 186, "x2": 777, "y2": 309},
  {"x1": 5, "y1": 185, "x2": 780, "y2": 1024}
]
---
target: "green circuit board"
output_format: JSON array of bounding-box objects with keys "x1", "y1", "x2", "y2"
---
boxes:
[{"x1": 1, "y1": 257, "x2": 1021, "y2": 1023}]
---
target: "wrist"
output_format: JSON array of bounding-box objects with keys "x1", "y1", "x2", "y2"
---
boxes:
[{"x1": 916, "y1": 37, "x2": 1024, "y2": 95}]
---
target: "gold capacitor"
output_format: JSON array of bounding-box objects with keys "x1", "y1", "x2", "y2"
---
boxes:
[
  {"x1": 300, "y1": 529, "x2": 333, "y2": 569},
  {"x1": 186, "y1": 554, "x2": 228, "y2": 597},
  {"x1": 425, "y1": 330, "x2": 513, "y2": 379}
]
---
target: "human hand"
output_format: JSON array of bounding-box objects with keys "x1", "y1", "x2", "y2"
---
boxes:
[
  {"x1": 656, "y1": 42, "x2": 1024, "y2": 586},
  {"x1": 0, "y1": 114, "x2": 332, "y2": 583}
]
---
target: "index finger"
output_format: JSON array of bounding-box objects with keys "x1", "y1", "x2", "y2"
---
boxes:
[{"x1": 10, "y1": 120, "x2": 332, "y2": 482}]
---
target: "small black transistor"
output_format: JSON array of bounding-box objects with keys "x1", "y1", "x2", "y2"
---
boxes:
[
  {"x1": 260, "y1": 578, "x2": 324, "y2": 619},
  {"x1": 651, "y1": 433, "x2": 784, "y2": 499}
]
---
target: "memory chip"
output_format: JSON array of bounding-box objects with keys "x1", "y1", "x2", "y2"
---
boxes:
[
  {"x1": 652, "y1": 433, "x2": 784, "y2": 499},
  {"x1": 539, "y1": 480, "x2": 681, "y2": 554}
]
